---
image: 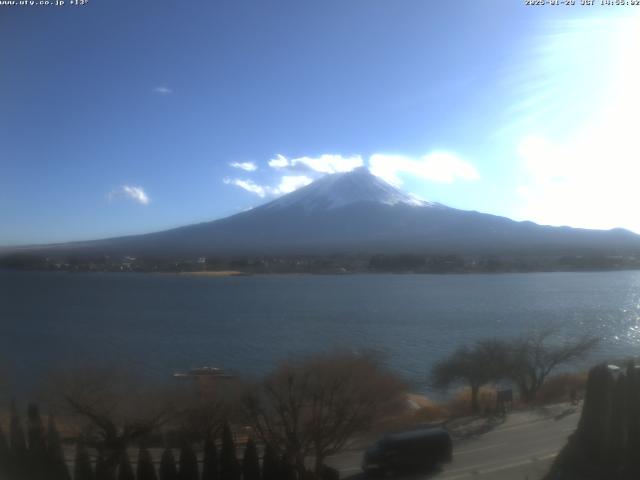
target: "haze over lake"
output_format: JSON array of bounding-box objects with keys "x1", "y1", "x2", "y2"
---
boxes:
[{"x1": 2, "y1": 270, "x2": 640, "y2": 393}]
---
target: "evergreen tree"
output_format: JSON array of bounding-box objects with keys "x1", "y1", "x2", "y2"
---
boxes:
[
  {"x1": 178, "y1": 442, "x2": 199, "y2": 480},
  {"x1": 137, "y1": 447, "x2": 158, "y2": 480},
  {"x1": 0, "y1": 425, "x2": 10, "y2": 478},
  {"x1": 260, "y1": 444, "x2": 280, "y2": 480},
  {"x1": 159, "y1": 448, "x2": 178, "y2": 480},
  {"x1": 547, "y1": 362, "x2": 640, "y2": 479},
  {"x1": 73, "y1": 442, "x2": 95, "y2": 480},
  {"x1": 27, "y1": 403, "x2": 47, "y2": 474},
  {"x1": 219, "y1": 424, "x2": 240, "y2": 480},
  {"x1": 279, "y1": 453, "x2": 296, "y2": 480},
  {"x1": 47, "y1": 414, "x2": 71, "y2": 480},
  {"x1": 9, "y1": 400, "x2": 27, "y2": 478},
  {"x1": 576, "y1": 364, "x2": 610, "y2": 462},
  {"x1": 320, "y1": 465, "x2": 340, "y2": 480},
  {"x1": 626, "y1": 362, "x2": 640, "y2": 477},
  {"x1": 201, "y1": 434, "x2": 219, "y2": 480},
  {"x1": 606, "y1": 374, "x2": 627, "y2": 469},
  {"x1": 242, "y1": 438, "x2": 260, "y2": 480},
  {"x1": 95, "y1": 452, "x2": 116, "y2": 480},
  {"x1": 117, "y1": 452, "x2": 135, "y2": 480}
]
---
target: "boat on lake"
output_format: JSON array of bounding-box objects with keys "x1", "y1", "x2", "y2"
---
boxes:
[{"x1": 172, "y1": 366, "x2": 235, "y2": 379}]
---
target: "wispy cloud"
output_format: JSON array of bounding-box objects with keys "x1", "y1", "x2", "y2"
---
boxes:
[
  {"x1": 224, "y1": 150, "x2": 480, "y2": 200},
  {"x1": 267, "y1": 152, "x2": 478, "y2": 186},
  {"x1": 369, "y1": 152, "x2": 480, "y2": 186},
  {"x1": 223, "y1": 175, "x2": 312, "y2": 198},
  {"x1": 108, "y1": 185, "x2": 151, "y2": 205},
  {"x1": 268, "y1": 154, "x2": 364, "y2": 174},
  {"x1": 224, "y1": 153, "x2": 358, "y2": 199},
  {"x1": 223, "y1": 178, "x2": 267, "y2": 198},
  {"x1": 152, "y1": 86, "x2": 173, "y2": 95},
  {"x1": 230, "y1": 161, "x2": 258, "y2": 172}
]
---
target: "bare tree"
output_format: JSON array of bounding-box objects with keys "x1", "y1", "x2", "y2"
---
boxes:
[
  {"x1": 170, "y1": 377, "x2": 245, "y2": 441},
  {"x1": 431, "y1": 339, "x2": 510, "y2": 414},
  {"x1": 52, "y1": 365, "x2": 173, "y2": 477},
  {"x1": 509, "y1": 329, "x2": 598, "y2": 402},
  {"x1": 244, "y1": 351, "x2": 405, "y2": 477}
]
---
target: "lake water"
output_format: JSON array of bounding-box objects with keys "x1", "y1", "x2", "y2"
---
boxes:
[{"x1": 2, "y1": 270, "x2": 640, "y2": 394}]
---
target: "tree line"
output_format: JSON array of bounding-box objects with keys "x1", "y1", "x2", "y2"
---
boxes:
[
  {"x1": 0, "y1": 404, "x2": 329, "y2": 480},
  {"x1": 0, "y1": 402, "x2": 68, "y2": 480},
  {"x1": 431, "y1": 329, "x2": 599, "y2": 413},
  {"x1": 0, "y1": 351, "x2": 404, "y2": 480},
  {"x1": 5, "y1": 251, "x2": 640, "y2": 274},
  {"x1": 0, "y1": 333, "x2": 599, "y2": 479}
]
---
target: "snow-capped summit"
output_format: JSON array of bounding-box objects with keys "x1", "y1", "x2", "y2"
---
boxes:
[{"x1": 262, "y1": 167, "x2": 434, "y2": 212}]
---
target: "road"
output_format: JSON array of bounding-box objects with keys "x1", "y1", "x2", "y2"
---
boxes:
[{"x1": 327, "y1": 406, "x2": 580, "y2": 480}]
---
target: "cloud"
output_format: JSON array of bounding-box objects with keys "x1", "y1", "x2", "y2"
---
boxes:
[
  {"x1": 268, "y1": 155, "x2": 289, "y2": 169},
  {"x1": 224, "y1": 175, "x2": 313, "y2": 198},
  {"x1": 268, "y1": 154, "x2": 364, "y2": 174},
  {"x1": 230, "y1": 161, "x2": 257, "y2": 172},
  {"x1": 225, "y1": 150, "x2": 480, "y2": 201},
  {"x1": 108, "y1": 185, "x2": 150, "y2": 205},
  {"x1": 152, "y1": 86, "x2": 172, "y2": 95},
  {"x1": 369, "y1": 152, "x2": 480, "y2": 186},
  {"x1": 223, "y1": 178, "x2": 267, "y2": 197},
  {"x1": 274, "y1": 175, "x2": 313, "y2": 194}
]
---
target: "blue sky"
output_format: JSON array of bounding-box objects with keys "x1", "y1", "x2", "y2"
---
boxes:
[{"x1": 1, "y1": 1, "x2": 639, "y2": 246}]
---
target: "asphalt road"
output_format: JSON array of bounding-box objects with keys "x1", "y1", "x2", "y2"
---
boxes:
[{"x1": 327, "y1": 406, "x2": 580, "y2": 480}]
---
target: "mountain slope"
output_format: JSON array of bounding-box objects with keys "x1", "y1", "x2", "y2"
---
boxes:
[{"x1": 9, "y1": 168, "x2": 640, "y2": 257}]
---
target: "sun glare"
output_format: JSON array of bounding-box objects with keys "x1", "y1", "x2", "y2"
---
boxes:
[{"x1": 515, "y1": 11, "x2": 640, "y2": 233}]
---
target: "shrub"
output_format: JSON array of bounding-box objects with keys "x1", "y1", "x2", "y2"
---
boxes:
[
  {"x1": 534, "y1": 373, "x2": 587, "y2": 405},
  {"x1": 412, "y1": 403, "x2": 450, "y2": 423},
  {"x1": 447, "y1": 387, "x2": 498, "y2": 417}
]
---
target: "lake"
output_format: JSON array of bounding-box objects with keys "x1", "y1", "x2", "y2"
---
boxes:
[{"x1": 1, "y1": 270, "x2": 640, "y2": 394}]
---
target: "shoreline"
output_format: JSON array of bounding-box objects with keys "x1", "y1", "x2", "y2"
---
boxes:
[
  {"x1": 4, "y1": 268, "x2": 640, "y2": 277},
  {"x1": 174, "y1": 270, "x2": 249, "y2": 277}
]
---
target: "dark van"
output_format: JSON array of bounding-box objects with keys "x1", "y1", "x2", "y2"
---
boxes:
[{"x1": 362, "y1": 427, "x2": 452, "y2": 475}]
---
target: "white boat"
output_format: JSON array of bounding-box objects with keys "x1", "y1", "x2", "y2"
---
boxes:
[{"x1": 172, "y1": 366, "x2": 235, "y2": 379}]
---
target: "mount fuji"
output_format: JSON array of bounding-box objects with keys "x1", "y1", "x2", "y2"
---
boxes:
[{"x1": 9, "y1": 167, "x2": 640, "y2": 258}]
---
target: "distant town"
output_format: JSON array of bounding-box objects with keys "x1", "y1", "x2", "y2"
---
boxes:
[{"x1": 3, "y1": 251, "x2": 640, "y2": 274}]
